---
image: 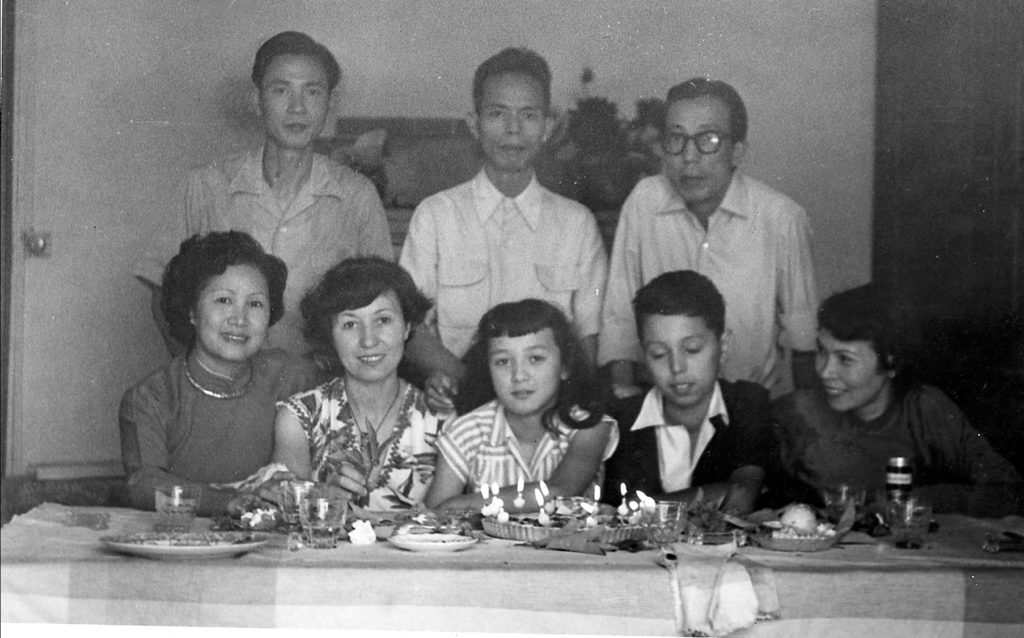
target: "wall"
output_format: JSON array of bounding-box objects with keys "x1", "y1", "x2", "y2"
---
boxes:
[{"x1": 6, "y1": 0, "x2": 875, "y2": 474}]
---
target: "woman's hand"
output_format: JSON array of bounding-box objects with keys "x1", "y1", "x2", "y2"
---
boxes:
[
  {"x1": 326, "y1": 463, "x2": 370, "y2": 504},
  {"x1": 425, "y1": 370, "x2": 458, "y2": 414},
  {"x1": 253, "y1": 470, "x2": 296, "y2": 506}
]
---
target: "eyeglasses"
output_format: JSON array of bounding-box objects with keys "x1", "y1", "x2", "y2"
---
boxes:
[{"x1": 660, "y1": 130, "x2": 730, "y2": 155}]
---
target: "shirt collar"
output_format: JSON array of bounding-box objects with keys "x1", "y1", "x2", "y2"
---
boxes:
[
  {"x1": 472, "y1": 169, "x2": 543, "y2": 230},
  {"x1": 655, "y1": 171, "x2": 749, "y2": 221},
  {"x1": 228, "y1": 145, "x2": 350, "y2": 200},
  {"x1": 630, "y1": 382, "x2": 729, "y2": 431}
]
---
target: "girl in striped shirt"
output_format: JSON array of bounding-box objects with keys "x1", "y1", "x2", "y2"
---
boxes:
[{"x1": 425, "y1": 299, "x2": 618, "y2": 512}]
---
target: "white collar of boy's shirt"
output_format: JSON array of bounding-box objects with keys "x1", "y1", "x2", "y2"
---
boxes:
[
  {"x1": 654, "y1": 171, "x2": 749, "y2": 221},
  {"x1": 631, "y1": 382, "x2": 729, "y2": 493},
  {"x1": 229, "y1": 145, "x2": 347, "y2": 199},
  {"x1": 472, "y1": 169, "x2": 543, "y2": 230}
]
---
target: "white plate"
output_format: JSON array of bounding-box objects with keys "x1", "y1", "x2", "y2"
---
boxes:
[
  {"x1": 100, "y1": 531, "x2": 271, "y2": 559},
  {"x1": 387, "y1": 533, "x2": 477, "y2": 553}
]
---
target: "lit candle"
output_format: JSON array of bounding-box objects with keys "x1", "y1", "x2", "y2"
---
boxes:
[
  {"x1": 513, "y1": 476, "x2": 526, "y2": 508},
  {"x1": 538, "y1": 507, "x2": 551, "y2": 527},
  {"x1": 481, "y1": 483, "x2": 491, "y2": 501},
  {"x1": 617, "y1": 483, "x2": 629, "y2": 516}
]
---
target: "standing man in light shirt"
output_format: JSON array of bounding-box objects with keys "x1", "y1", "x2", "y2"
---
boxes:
[
  {"x1": 599, "y1": 77, "x2": 818, "y2": 398},
  {"x1": 400, "y1": 48, "x2": 608, "y2": 412},
  {"x1": 138, "y1": 31, "x2": 392, "y2": 357}
]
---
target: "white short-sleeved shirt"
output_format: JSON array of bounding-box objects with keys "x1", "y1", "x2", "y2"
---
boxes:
[
  {"x1": 400, "y1": 170, "x2": 608, "y2": 358},
  {"x1": 599, "y1": 173, "x2": 818, "y2": 394}
]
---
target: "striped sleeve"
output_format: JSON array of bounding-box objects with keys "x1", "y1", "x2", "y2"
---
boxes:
[{"x1": 436, "y1": 403, "x2": 497, "y2": 484}]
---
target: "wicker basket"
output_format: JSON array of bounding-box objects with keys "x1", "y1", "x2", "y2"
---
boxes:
[
  {"x1": 483, "y1": 517, "x2": 646, "y2": 543},
  {"x1": 483, "y1": 518, "x2": 558, "y2": 542}
]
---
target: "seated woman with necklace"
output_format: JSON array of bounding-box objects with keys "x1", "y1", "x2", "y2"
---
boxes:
[
  {"x1": 273, "y1": 257, "x2": 442, "y2": 511},
  {"x1": 119, "y1": 231, "x2": 317, "y2": 515}
]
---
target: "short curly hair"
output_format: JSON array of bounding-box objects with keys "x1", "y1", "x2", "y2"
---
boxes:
[
  {"x1": 300, "y1": 256, "x2": 432, "y2": 369},
  {"x1": 633, "y1": 270, "x2": 726, "y2": 339},
  {"x1": 818, "y1": 284, "x2": 920, "y2": 394},
  {"x1": 251, "y1": 31, "x2": 341, "y2": 91},
  {"x1": 161, "y1": 231, "x2": 287, "y2": 347}
]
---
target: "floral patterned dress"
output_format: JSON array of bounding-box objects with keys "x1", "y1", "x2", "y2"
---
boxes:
[{"x1": 279, "y1": 377, "x2": 441, "y2": 511}]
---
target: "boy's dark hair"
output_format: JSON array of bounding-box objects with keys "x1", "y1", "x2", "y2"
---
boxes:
[
  {"x1": 456, "y1": 299, "x2": 605, "y2": 433},
  {"x1": 300, "y1": 256, "x2": 431, "y2": 370},
  {"x1": 472, "y1": 47, "x2": 552, "y2": 113},
  {"x1": 161, "y1": 231, "x2": 287, "y2": 348},
  {"x1": 665, "y1": 77, "x2": 748, "y2": 143},
  {"x1": 251, "y1": 31, "x2": 341, "y2": 91},
  {"x1": 818, "y1": 284, "x2": 919, "y2": 392},
  {"x1": 633, "y1": 270, "x2": 726, "y2": 339}
]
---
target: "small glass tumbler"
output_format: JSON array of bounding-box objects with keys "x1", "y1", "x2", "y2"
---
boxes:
[
  {"x1": 822, "y1": 483, "x2": 867, "y2": 524},
  {"x1": 643, "y1": 501, "x2": 685, "y2": 550},
  {"x1": 298, "y1": 487, "x2": 347, "y2": 549},
  {"x1": 887, "y1": 497, "x2": 932, "y2": 549},
  {"x1": 279, "y1": 479, "x2": 316, "y2": 530},
  {"x1": 154, "y1": 485, "x2": 200, "y2": 532}
]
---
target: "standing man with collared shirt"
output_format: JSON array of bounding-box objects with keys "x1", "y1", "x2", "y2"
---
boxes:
[
  {"x1": 400, "y1": 48, "x2": 608, "y2": 412},
  {"x1": 138, "y1": 31, "x2": 392, "y2": 357},
  {"x1": 599, "y1": 78, "x2": 818, "y2": 399}
]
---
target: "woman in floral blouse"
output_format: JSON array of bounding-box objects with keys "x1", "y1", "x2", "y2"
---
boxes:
[{"x1": 272, "y1": 256, "x2": 441, "y2": 510}]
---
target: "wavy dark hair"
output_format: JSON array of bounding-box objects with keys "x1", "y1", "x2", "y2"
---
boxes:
[
  {"x1": 300, "y1": 256, "x2": 431, "y2": 371},
  {"x1": 472, "y1": 47, "x2": 552, "y2": 113},
  {"x1": 455, "y1": 299, "x2": 605, "y2": 433},
  {"x1": 818, "y1": 284, "x2": 921, "y2": 396},
  {"x1": 251, "y1": 31, "x2": 342, "y2": 91},
  {"x1": 633, "y1": 270, "x2": 726, "y2": 339},
  {"x1": 161, "y1": 231, "x2": 287, "y2": 347}
]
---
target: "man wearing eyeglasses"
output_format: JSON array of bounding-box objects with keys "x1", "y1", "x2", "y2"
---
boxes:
[{"x1": 599, "y1": 78, "x2": 819, "y2": 400}]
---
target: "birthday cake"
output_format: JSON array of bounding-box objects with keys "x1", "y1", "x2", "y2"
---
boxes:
[{"x1": 482, "y1": 496, "x2": 645, "y2": 543}]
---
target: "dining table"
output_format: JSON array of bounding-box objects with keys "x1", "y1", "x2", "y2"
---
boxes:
[{"x1": 2, "y1": 502, "x2": 1023, "y2": 637}]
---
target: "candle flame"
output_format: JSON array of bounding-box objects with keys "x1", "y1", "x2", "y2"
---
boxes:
[
  {"x1": 620, "y1": 482, "x2": 627, "y2": 496},
  {"x1": 539, "y1": 480, "x2": 550, "y2": 497},
  {"x1": 593, "y1": 484, "x2": 601, "y2": 501},
  {"x1": 481, "y1": 483, "x2": 491, "y2": 500},
  {"x1": 516, "y1": 476, "x2": 524, "y2": 493},
  {"x1": 534, "y1": 488, "x2": 544, "y2": 508}
]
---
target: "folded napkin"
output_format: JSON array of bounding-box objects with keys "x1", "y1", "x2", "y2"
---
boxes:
[{"x1": 657, "y1": 542, "x2": 778, "y2": 636}]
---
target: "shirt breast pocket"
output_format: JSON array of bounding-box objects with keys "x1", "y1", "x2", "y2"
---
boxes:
[
  {"x1": 534, "y1": 265, "x2": 581, "y2": 312},
  {"x1": 437, "y1": 259, "x2": 488, "y2": 329}
]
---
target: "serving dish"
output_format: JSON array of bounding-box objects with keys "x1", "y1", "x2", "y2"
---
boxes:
[
  {"x1": 100, "y1": 531, "x2": 270, "y2": 559},
  {"x1": 387, "y1": 533, "x2": 477, "y2": 553}
]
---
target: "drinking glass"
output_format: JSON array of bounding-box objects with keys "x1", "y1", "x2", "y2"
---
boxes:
[
  {"x1": 279, "y1": 479, "x2": 316, "y2": 530},
  {"x1": 887, "y1": 497, "x2": 932, "y2": 549},
  {"x1": 822, "y1": 483, "x2": 866, "y2": 523},
  {"x1": 643, "y1": 501, "x2": 684, "y2": 550},
  {"x1": 154, "y1": 485, "x2": 201, "y2": 532},
  {"x1": 298, "y1": 487, "x2": 348, "y2": 549}
]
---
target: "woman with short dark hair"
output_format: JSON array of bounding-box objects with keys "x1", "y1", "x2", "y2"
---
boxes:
[
  {"x1": 119, "y1": 231, "x2": 315, "y2": 515},
  {"x1": 772, "y1": 284, "x2": 1022, "y2": 516},
  {"x1": 273, "y1": 257, "x2": 442, "y2": 511}
]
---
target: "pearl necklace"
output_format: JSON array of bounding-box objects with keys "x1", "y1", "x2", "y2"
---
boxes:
[{"x1": 184, "y1": 363, "x2": 252, "y2": 400}]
